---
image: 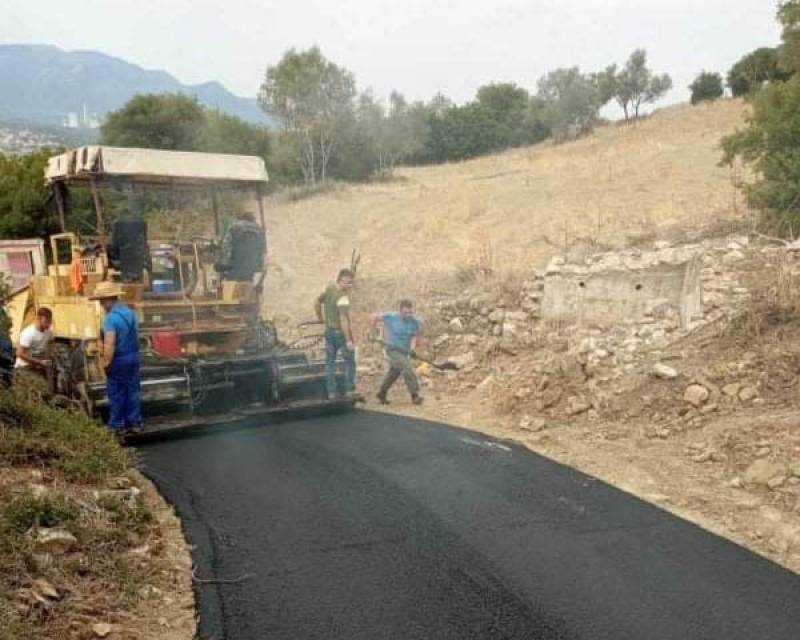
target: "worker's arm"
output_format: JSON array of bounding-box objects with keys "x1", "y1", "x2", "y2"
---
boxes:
[
  {"x1": 15, "y1": 345, "x2": 49, "y2": 370},
  {"x1": 101, "y1": 332, "x2": 116, "y2": 370},
  {"x1": 341, "y1": 312, "x2": 355, "y2": 351},
  {"x1": 314, "y1": 296, "x2": 324, "y2": 323}
]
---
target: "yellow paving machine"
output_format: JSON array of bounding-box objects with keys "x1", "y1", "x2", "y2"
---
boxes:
[{"x1": 5, "y1": 146, "x2": 351, "y2": 435}]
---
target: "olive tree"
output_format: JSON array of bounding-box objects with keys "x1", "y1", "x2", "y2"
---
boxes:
[{"x1": 258, "y1": 47, "x2": 356, "y2": 183}]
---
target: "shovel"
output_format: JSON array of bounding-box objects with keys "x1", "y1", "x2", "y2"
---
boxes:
[{"x1": 371, "y1": 338, "x2": 459, "y2": 371}]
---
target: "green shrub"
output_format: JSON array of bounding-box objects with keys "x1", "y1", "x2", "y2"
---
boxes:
[
  {"x1": 690, "y1": 71, "x2": 725, "y2": 104},
  {"x1": 722, "y1": 76, "x2": 800, "y2": 235},
  {"x1": 1, "y1": 492, "x2": 78, "y2": 534},
  {"x1": 0, "y1": 390, "x2": 127, "y2": 481}
]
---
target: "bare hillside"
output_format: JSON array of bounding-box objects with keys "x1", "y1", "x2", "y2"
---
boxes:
[{"x1": 263, "y1": 99, "x2": 750, "y2": 318}]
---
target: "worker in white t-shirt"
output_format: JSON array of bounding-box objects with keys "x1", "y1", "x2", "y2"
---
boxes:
[{"x1": 15, "y1": 307, "x2": 54, "y2": 376}]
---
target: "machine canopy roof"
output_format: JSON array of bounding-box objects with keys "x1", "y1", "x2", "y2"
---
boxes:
[{"x1": 45, "y1": 146, "x2": 269, "y2": 187}]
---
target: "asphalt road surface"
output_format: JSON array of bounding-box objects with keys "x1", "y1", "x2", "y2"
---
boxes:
[{"x1": 138, "y1": 410, "x2": 800, "y2": 640}]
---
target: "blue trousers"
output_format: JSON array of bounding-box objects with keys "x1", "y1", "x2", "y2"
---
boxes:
[
  {"x1": 107, "y1": 354, "x2": 142, "y2": 430},
  {"x1": 324, "y1": 328, "x2": 355, "y2": 396}
]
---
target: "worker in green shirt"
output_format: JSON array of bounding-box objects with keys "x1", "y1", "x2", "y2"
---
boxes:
[{"x1": 315, "y1": 268, "x2": 356, "y2": 399}]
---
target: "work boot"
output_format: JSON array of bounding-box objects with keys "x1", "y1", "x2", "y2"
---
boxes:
[
  {"x1": 412, "y1": 394, "x2": 424, "y2": 405},
  {"x1": 376, "y1": 391, "x2": 389, "y2": 405}
]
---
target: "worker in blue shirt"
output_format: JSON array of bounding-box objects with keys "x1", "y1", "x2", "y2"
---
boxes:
[
  {"x1": 91, "y1": 281, "x2": 143, "y2": 433},
  {"x1": 372, "y1": 299, "x2": 424, "y2": 405}
]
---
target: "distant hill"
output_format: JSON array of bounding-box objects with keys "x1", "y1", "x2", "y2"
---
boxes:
[{"x1": 0, "y1": 44, "x2": 270, "y2": 127}]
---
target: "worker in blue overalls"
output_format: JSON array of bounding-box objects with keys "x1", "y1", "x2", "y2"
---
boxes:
[{"x1": 91, "y1": 281, "x2": 143, "y2": 434}]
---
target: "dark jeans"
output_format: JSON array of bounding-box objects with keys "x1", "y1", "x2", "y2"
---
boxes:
[{"x1": 325, "y1": 328, "x2": 355, "y2": 396}]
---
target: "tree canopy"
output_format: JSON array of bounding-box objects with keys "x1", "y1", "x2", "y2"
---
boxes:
[
  {"x1": 722, "y1": 2, "x2": 800, "y2": 235},
  {"x1": 611, "y1": 50, "x2": 673, "y2": 120},
  {"x1": 101, "y1": 94, "x2": 206, "y2": 150},
  {"x1": 258, "y1": 47, "x2": 356, "y2": 183},
  {"x1": 537, "y1": 67, "x2": 603, "y2": 140},
  {"x1": 727, "y1": 48, "x2": 791, "y2": 97},
  {"x1": 689, "y1": 71, "x2": 725, "y2": 104},
  {"x1": 0, "y1": 150, "x2": 58, "y2": 240}
]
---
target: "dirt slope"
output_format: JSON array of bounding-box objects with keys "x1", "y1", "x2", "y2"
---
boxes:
[{"x1": 263, "y1": 99, "x2": 750, "y2": 319}]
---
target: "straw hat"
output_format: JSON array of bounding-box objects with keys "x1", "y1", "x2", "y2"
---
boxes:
[{"x1": 88, "y1": 281, "x2": 125, "y2": 300}]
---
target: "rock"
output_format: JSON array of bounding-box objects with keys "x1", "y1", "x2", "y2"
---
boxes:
[
  {"x1": 566, "y1": 396, "x2": 592, "y2": 416},
  {"x1": 505, "y1": 311, "x2": 529, "y2": 323},
  {"x1": 651, "y1": 363, "x2": 679, "y2": 379},
  {"x1": 722, "y1": 250, "x2": 745, "y2": 264},
  {"x1": 738, "y1": 386, "x2": 759, "y2": 403},
  {"x1": 518, "y1": 416, "x2": 547, "y2": 432},
  {"x1": 92, "y1": 623, "x2": 113, "y2": 638},
  {"x1": 683, "y1": 384, "x2": 710, "y2": 407},
  {"x1": 28, "y1": 483, "x2": 48, "y2": 499},
  {"x1": 653, "y1": 240, "x2": 672, "y2": 250},
  {"x1": 692, "y1": 450, "x2": 715, "y2": 463},
  {"x1": 109, "y1": 476, "x2": 133, "y2": 490},
  {"x1": 729, "y1": 477, "x2": 743, "y2": 489},
  {"x1": 33, "y1": 578, "x2": 60, "y2": 601},
  {"x1": 447, "y1": 352, "x2": 475, "y2": 369},
  {"x1": 722, "y1": 383, "x2": 741, "y2": 397},
  {"x1": 502, "y1": 321, "x2": 517, "y2": 336},
  {"x1": 449, "y1": 317, "x2": 464, "y2": 332},
  {"x1": 476, "y1": 374, "x2": 495, "y2": 391},
  {"x1": 743, "y1": 459, "x2": 789, "y2": 487},
  {"x1": 538, "y1": 388, "x2": 562, "y2": 410},
  {"x1": 488, "y1": 309, "x2": 505, "y2": 324},
  {"x1": 127, "y1": 544, "x2": 151, "y2": 557},
  {"x1": 700, "y1": 403, "x2": 718, "y2": 415},
  {"x1": 768, "y1": 476, "x2": 788, "y2": 490},
  {"x1": 463, "y1": 334, "x2": 480, "y2": 346},
  {"x1": 32, "y1": 528, "x2": 77, "y2": 554}
]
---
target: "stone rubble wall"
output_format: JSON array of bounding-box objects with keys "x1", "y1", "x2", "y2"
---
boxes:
[{"x1": 418, "y1": 235, "x2": 756, "y2": 420}]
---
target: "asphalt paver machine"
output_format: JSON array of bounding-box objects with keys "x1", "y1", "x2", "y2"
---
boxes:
[{"x1": 11, "y1": 146, "x2": 351, "y2": 435}]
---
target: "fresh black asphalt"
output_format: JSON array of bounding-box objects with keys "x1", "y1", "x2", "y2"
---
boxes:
[{"x1": 137, "y1": 410, "x2": 800, "y2": 640}]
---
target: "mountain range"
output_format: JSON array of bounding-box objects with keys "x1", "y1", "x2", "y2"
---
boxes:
[{"x1": 0, "y1": 44, "x2": 270, "y2": 127}]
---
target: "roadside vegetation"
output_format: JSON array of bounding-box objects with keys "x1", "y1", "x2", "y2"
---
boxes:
[
  {"x1": 722, "y1": 0, "x2": 800, "y2": 236},
  {"x1": 0, "y1": 387, "x2": 190, "y2": 640}
]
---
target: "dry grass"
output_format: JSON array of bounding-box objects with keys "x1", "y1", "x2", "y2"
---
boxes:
[{"x1": 262, "y1": 99, "x2": 752, "y2": 321}]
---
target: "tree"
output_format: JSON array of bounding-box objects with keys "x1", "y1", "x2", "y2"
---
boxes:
[
  {"x1": 0, "y1": 150, "x2": 59, "y2": 240},
  {"x1": 722, "y1": 76, "x2": 800, "y2": 234},
  {"x1": 727, "y1": 48, "x2": 791, "y2": 97},
  {"x1": 537, "y1": 67, "x2": 603, "y2": 141},
  {"x1": 613, "y1": 49, "x2": 672, "y2": 120},
  {"x1": 258, "y1": 47, "x2": 356, "y2": 183},
  {"x1": 778, "y1": 1, "x2": 800, "y2": 73},
  {"x1": 197, "y1": 110, "x2": 271, "y2": 158},
  {"x1": 590, "y1": 65, "x2": 619, "y2": 106},
  {"x1": 475, "y1": 82, "x2": 529, "y2": 116},
  {"x1": 475, "y1": 82, "x2": 546, "y2": 148},
  {"x1": 689, "y1": 71, "x2": 725, "y2": 104},
  {"x1": 101, "y1": 94, "x2": 206, "y2": 150}
]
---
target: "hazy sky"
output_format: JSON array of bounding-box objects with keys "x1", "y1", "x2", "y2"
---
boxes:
[{"x1": 3, "y1": 0, "x2": 783, "y2": 107}]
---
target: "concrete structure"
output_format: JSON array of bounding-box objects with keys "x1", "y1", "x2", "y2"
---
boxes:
[{"x1": 541, "y1": 246, "x2": 703, "y2": 328}]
